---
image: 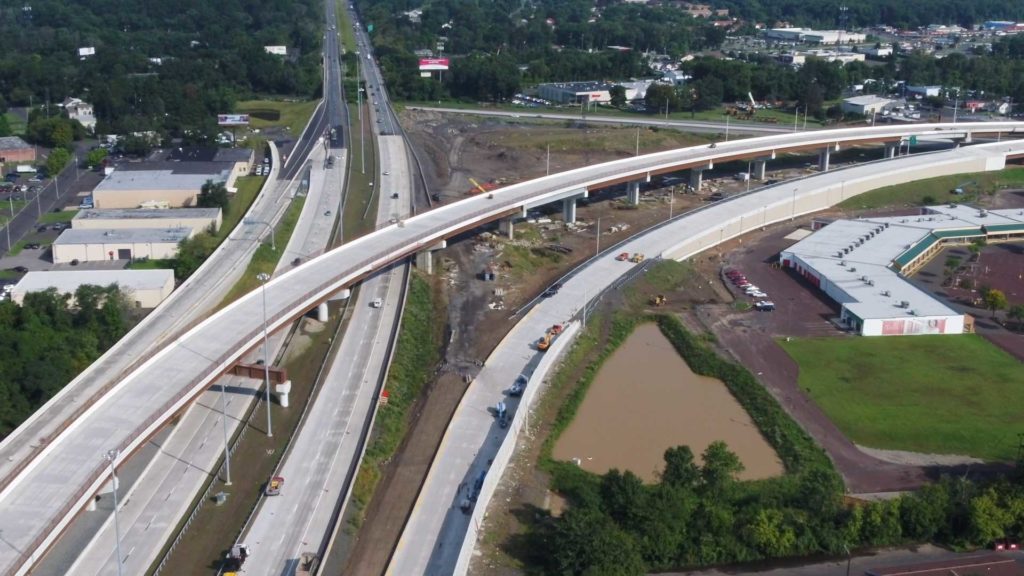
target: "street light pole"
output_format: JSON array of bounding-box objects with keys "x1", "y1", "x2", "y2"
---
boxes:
[
  {"x1": 725, "y1": 114, "x2": 730, "y2": 141},
  {"x1": 220, "y1": 384, "x2": 232, "y2": 485},
  {"x1": 106, "y1": 449, "x2": 123, "y2": 576},
  {"x1": 794, "y1": 106, "x2": 800, "y2": 132},
  {"x1": 595, "y1": 216, "x2": 601, "y2": 255},
  {"x1": 257, "y1": 272, "x2": 273, "y2": 437},
  {"x1": 546, "y1": 144, "x2": 550, "y2": 176},
  {"x1": 635, "y1": 127, "x2": 640, "y2": 156}
]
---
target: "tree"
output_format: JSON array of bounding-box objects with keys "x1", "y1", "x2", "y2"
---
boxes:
[
  {"x1": 0, "y1": 114, "x2": 10, "y2": 137},
  {"x1": 545, "y1": 506, "x2": 645, "y2": 576},
  {"x1": 1008, "y1": 304, "x2": 1024, "y2": 331},
  {"x1": 609, "y1": 85, "x2": 627, "y2": 109},
  {"x1": 46, "y1": 148, "x2": 71, "y2": 176},
  {"x1": 197, "y1": 180, "x2": 229, "y2": 211},
  {"x1": 968, "y1": 489, "x2": 1011, "y2": 546},
  {"x1": 644, "y1": 83, "x2": 678, "y2": 114},
  {"x1": 662, "y1": 445, "x2": 700, "y2": 488},
  {"x1": 693, "y1": 77, "x2": 724, "y2": 112},
  {"x1": 983, "y1": 288, "x2": 1008, "y2": 318},
  {"x1": 85, "y1": 147, "x2": 109, "y2": 169},
  {"x1": 50, "y1": 122, "x2": 73, "y2": 148},
  {"x1": 700, "y1": 441, "x2": 744, "y2": 493},
  {"x1": 748, "y1": 508, "x2": 797, "y2": 557}
]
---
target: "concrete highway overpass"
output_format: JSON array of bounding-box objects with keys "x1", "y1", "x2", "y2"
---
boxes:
[{"x1": 0, "y1": 122, "x2": 1022, "y2": 575}]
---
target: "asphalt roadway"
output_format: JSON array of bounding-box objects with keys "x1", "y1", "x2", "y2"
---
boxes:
[
  {"x1": 240, "y1": 134, "x2": 410, "y2": 575},
  {"x1": 56, "y1": 144, "x2": 342, "y2": 576},
  {"x1": 1, "y1": 123, "x2": 1021, "y2": 576}
]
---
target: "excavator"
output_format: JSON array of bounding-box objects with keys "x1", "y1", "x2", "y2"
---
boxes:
[
  {"x1": 466, "y1": 177, "x2": 499, "y2": 196},
  {"x1": 537, "y1": 324, "x2": 563, "y2": 351}
]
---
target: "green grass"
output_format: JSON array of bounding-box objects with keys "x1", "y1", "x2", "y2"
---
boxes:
[
  {"x1": 837, "y1": 167, "x2": 1024, "y2": 211},
  {"x1": 780, "y1": 335, "x2": 1024, "y2": 461},
  {"x1": 3, "y1": 112, "x2": 25, "y2": 135},
  {"x1": 218, "y1": 175, "x2": 264, "y2": 240},
  {"x1": 337, "y1": 0, "x2": 357, "y2": 53},
  {"x1": 349, "y1": 273, "x2": 445, "y2": 526},
  {"x1": 342, "y1": 103, "x2": 379, "y2": 240},
  {"x1": 236, "y1": 99, "x2": 319, "y2": 133},
  {"x1": 218, "y1": 196, "x2": 306, "y2": 306},
  {"x1": 0, "y1": 270, "x2": 18, "y2": 280},
  {"x1": 38, "y1": 210, "x2": 77, "y2": 224}
]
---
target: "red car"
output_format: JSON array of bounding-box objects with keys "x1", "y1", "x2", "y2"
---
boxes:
[{"x1": 616, "y1": 252, "x2": 630, "y2": 261}]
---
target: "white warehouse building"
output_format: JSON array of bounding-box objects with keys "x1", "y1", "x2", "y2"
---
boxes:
[
  {"x1": 779, "y1": 204, "x2": 1024, "y2": 336},
  {"x1": 12, "y1": 269, "x2": 175, "y2": 308},
  {"x1": 52, "y1": 228, "x2": 193, "y2": 264}
]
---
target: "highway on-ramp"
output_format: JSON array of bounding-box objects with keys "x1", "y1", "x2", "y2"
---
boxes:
[{"x1": 1, "y1": 122, "x2": 1022, "y2": 575}]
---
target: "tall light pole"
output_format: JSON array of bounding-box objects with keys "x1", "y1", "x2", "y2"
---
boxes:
[
  {"x1": 257, "y1": 272, "x2": 273, "y2": 437},
  {"x1": 546, "y1": 144, "x2": 550, "y2": 176},
  {"x1": 220, "y1": 384, "x2": 232, "y2": 485},
  {"x1": 359, "y1": 88, "x2": 366, "y2": 175},
  {"x1": 725, "y1": 114, "x2": 730, "y2": 141},
  {"x1": 106, "y1": 449, "x2": 123, "y2": 576},
  {"x1": 595, "y1": 216, "x2": 601, "y2": 255},
  {"x1": 793, "y1": 106, "x2": 800, "y2": 132},
  {"x1": 635, "y1": 127, "x2": 640, "y2": 156}
]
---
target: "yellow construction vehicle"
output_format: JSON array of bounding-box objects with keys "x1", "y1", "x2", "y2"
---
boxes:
[
  {"x1": 651, "y1": 294, "x2": 666, "y2": 306},
  {"x1": 537, "y1": 332, "x2": 552, "y2": 351},
  {"x1": 629, "y1": 252, "x2": 646, "y2": 263}
]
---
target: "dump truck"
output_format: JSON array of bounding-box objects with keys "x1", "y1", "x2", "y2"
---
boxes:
[{"x1": 224, "y1": 544, "x2": 251, "y2": 572}]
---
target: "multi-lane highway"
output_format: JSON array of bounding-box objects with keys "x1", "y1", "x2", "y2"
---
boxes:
[
  {"x1": 0, "y1": 121, "x2": 1021, "y2": 575},
  {"x1": 389, "y1": 138, "x2": 1024, "y2": 575}
]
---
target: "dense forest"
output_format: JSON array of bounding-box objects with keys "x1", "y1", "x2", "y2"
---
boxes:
[
  {"x1": 0, "y1": 286, "x2": 133, "y2": 437},
  {"x1": 0, "y1": 0, "x2": 323, "y2": 141},
  {"x1": 720, "y1": 0, "x2": 1024, "y2": 29},
  {"x1": 354, "y1": 0, "x2": 1024, "y2": 106}
]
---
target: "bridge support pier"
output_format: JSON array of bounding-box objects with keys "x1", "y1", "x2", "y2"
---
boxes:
[
  {"x1": 689, "y1": 169, "x2": 704, "y2": 193},
  {"x1": 884, "y1": 142, "x2": 898, "y2": 159},
  {"x1": 562, "y1": 198, "x2": 577, "y2": 223},
  {"x1": 415, "y1": 240, "x2": 448, "y2": 274},
  {"x1": 498, "y1": 217, "x2": 515, "y2": 239},
  {"x1": 818, "y1": 147, "x2": 831, "y2": 171},
  {"x1": 316, "y1": 302, "x2": 329, "y2": 322},
  {"x1": 276, "y1": 381, "x2": 292, "y2": 409},
  {"x1": 753, "y1": 159, "x2": 767, "y2": 180},
  {"x1": 626, "y1": 181, "x2": 640, "y2": 205}
]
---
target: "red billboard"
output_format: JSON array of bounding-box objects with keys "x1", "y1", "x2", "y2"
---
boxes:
[{"x1": 418, "y1": 58, "x2": 450, "y2": 71}]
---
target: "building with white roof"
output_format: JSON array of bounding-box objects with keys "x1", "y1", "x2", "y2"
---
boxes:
[
  {"x1": 842, "y1": 95, "x2": 893, "y2": 115},
  {"x1": 779, "y1": 205, "x2": 1024, "y2": 336},
  {"x1": 91, "y1": 162, "x2": 232, "y2": 209},
  {"x1": 72, "y1": 207, "x2": 222, "y2": 234},
  {"x1": 11, "y1": 269, "x2": 175, "y2": 308},
  {"x1": 52, "y1": 227, "x2": 193, "y2": 264}
]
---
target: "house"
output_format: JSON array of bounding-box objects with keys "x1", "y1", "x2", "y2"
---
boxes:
[
  {"x1": 0, "y1": 136, "x2": 35, "y2": 163},
  {"x1": 62, "y1": 97, "x2": 97, "y2": 132}
]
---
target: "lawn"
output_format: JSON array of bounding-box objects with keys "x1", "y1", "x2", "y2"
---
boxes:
[
  {"x1": 3, "y1": 112, "x2": 25, "y2": 135},
  {"x1": 837, "y1": 166, "x2": 1024, "y2": 211},
  {"x1": 38, "y1": 210, "x2": 78, "y2": 224},
  {"x1": 218, "y1": 175, "x2": 264, "y2": 240},
  {"x1": 236, "y1": 99, "x2": 319, "y2": 134},
  {"x1": 336, "y1": 0, "x2": 357, "y2": 53},
  {"x1": 780, "y1": 334, "x2": 1024, "y2": 461}
]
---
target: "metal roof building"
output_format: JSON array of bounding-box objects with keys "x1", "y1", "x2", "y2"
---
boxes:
[
  {"x1": 92, "y1": 162, "x2": 233, "y2": 209},
  {"x1": 779, "y1": 205, "x2": 1024, "y2": 336},
  {"x1": 11, "y1": 269, "x2": 175, "y2": 308},
  {"x1": 52, "y1": 227, "x2": 193, "y2": 264},
  {"x1": 72, "y1": 207, "x2": 222, "y2": 234}
]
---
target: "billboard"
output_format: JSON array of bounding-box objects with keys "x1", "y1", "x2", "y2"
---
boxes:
[
  {"x1": 418, "y1": 58, "x2": 450, "y2": 71},
  {"x1": 218, "y1": 114, "x2": 251, "y2": 126}
]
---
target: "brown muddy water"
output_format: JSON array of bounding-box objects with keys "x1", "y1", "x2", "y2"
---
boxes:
[{"x1": 552, "y1": 323, "x2": 784, "y2": 483}]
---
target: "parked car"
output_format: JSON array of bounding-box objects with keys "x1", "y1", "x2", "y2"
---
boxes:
[
  {"x1": 24, "y1": 243, "x2": 40, "y2": 250},
  {"x1": 755, "y1": 301, "x2": 776, "y2": 311},
  {"x1": 8, "y1": 266, "x2": 27, "y2": 273},
  {"x1": 993, "y1": 538, "x2": 1020, "y2": 551},
  {"x1": 509, "y1": 374, "x2": 528, "y2": 397},
  {"x1": 749, "y1": 291, "x2": 768, "y2": 298}
]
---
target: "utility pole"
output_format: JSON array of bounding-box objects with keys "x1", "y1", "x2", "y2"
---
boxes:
[
  {"x1": 793, "y1": 106, "x2": 800, "y2": 131},
  {"x1": 725, "y1": 114, "x2": 730, "y2": 141},
  {"x1": 546, "y1": 144, "x2": 550, "y2": 176},
  {"x1": 635, "y1": 127, "x2": 640, "y2": 156},
  {"x1": 258, "y1": 273, "x2": 273, "y2": 437}
]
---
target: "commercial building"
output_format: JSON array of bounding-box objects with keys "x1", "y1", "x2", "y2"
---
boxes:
[
  {"x1": 11, "y1": 269, "x2": 175, "y2": 308},
  {"x1": 841, "y1": 95, "x2": 893, "y2": 115},
  {"x1": 72, "y1": 207, "x2": 222, "y2": 234},
  {"x1": 778, "y1": 50, "x2": 865, "y2": 67},
  {"x1": 762, "y1": 27, "x2": 866, "y2": 44},
  {"x1": 91, "y1": 162, "x2": 232, "y2": 209},
  {"x1": 165, "y1": 146, "x2": 255, "y2": 180},
  {"x1": 0, "y1": 136, "x2": 35, "y2": 164},
  {"x1": 537, "y1": 80, "x2": 652, "y2": 104},
  {"x1": 906, "y1": 85, "x2": 942, "y2": 98},
  {"x1": 52, "y1": 227, "x2": 192, "y2": 264},
  {"x1": 778, "y1": 205, "x2": 1024, "y2": 336}
]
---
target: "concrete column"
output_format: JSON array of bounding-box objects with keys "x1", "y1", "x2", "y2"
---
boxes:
[
  {"x1": 818, "y1": 147, "x2": 831, "y2": 172},
  {"x1": 562, "y1": 198, "x2": 577, "y2": 223},
  {"x1": 753, "y1": 159, "x2": 767, "y2": 180},
  {"x1": 316, "y1": 302, "x2": 329, "y2": 322},
  {"x1": 626, "y1": 181, "x2": 640, "y2": 205},
  {"x1": 884, "y1": 142, "x2": 898, "y2": 159},
  {"x1": 415, "y1": 250, "x2": 433, "y2": 274},
  {"x1": 498, "y1": 217, "x2": 514, "y2": 239},
  {"x1": 275, "y1": 381, "x2": 292, "y2": 409},
  {"x1": 963, "y1": 131, "x2": 973, "y2": 144},
  {"x1": 689, "y1": 169, "x2": 704, "y2": 193},
  {"x1": 87, "y1": 496, "x2": 97, "y2": 512}
]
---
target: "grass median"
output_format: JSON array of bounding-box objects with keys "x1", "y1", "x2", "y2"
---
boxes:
[
  {"x1": 219, "y1": 196, "x2": 306, "y2": 307},
  {"x1": 342, "y1": 102, "x2": 379, "y2": 240},
  {"x1": 781, "y1": 334, "x2": 1024, "y2": 461},
  {"x1": 837, "y1": 166, "x2": 1024, "y2": 211},
  {"x1": 237, "y1": 100, "x2": 319, "y2": 134}
]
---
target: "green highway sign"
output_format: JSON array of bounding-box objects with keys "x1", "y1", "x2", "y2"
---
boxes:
[{"x1": 909, "y1": 135, "x2": 918, "y2": 145}]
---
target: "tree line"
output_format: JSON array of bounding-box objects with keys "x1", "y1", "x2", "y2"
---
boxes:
[
  {"x1": 519, "y1": 315, "x2": 1024, "y2": 575},
  {"x1": 0, "y1": 286, "x2": 133, "y2": 437},
  {"x1": 720, "y1": 0, "x2": 1024, "y2": 30},
  {"x1": 0, "y1": 0, "x2": 323, "y2": 144}
]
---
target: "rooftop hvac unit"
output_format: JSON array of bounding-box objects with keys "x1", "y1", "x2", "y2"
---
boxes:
[
  {"x1": 885, "y1": 222, "x2": 890, "y2": 228},
  {"x1": 840, "y1": 260, "x2": 847, "y2": 265},
  {"x1": 900, "y1": 300, "x2": 910, "y2": 308},
  {"x1": 836, "y1": 251, "x2": 844, "y2": 258},
  {"x1": 868, "y1": 279, "x2": 875, "y2": 286},
  {"x1": 848, "y1": 267, "x2": 857, "y2": 272},
  {"x1": 908, "y1": 309, "x2": 917, "y2": 316},
  {"x1": 900, "y1": 219, "x2": 907, "y2": 223},
  {"x1": 978, "y1": 210, "x2": 988, "y2": 218},
  {"x1": 861, "y1": 275, "x2": 869, "y2": 282},
  {"x1": 882, "y1": 290, "x2": 891, "y2": 296}
]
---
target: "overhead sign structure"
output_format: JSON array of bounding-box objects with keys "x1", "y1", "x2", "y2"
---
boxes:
[
  {"x1": 218, "y1": 114, "x2": 251, "y2": 126},
  {"x1": 418, "y1": 58, "x2": 450, "y2": 71}
]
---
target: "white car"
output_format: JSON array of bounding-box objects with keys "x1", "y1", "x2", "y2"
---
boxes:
[
  {"x1": 371, "y1": 298, "x2": 383, "y2": 308},
  {"x1": 749, "y1": 291, "x2": 768, "y2": 298},
  {"x1": 743, "y1": 286, "x2": 761, "y2": 294}
]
